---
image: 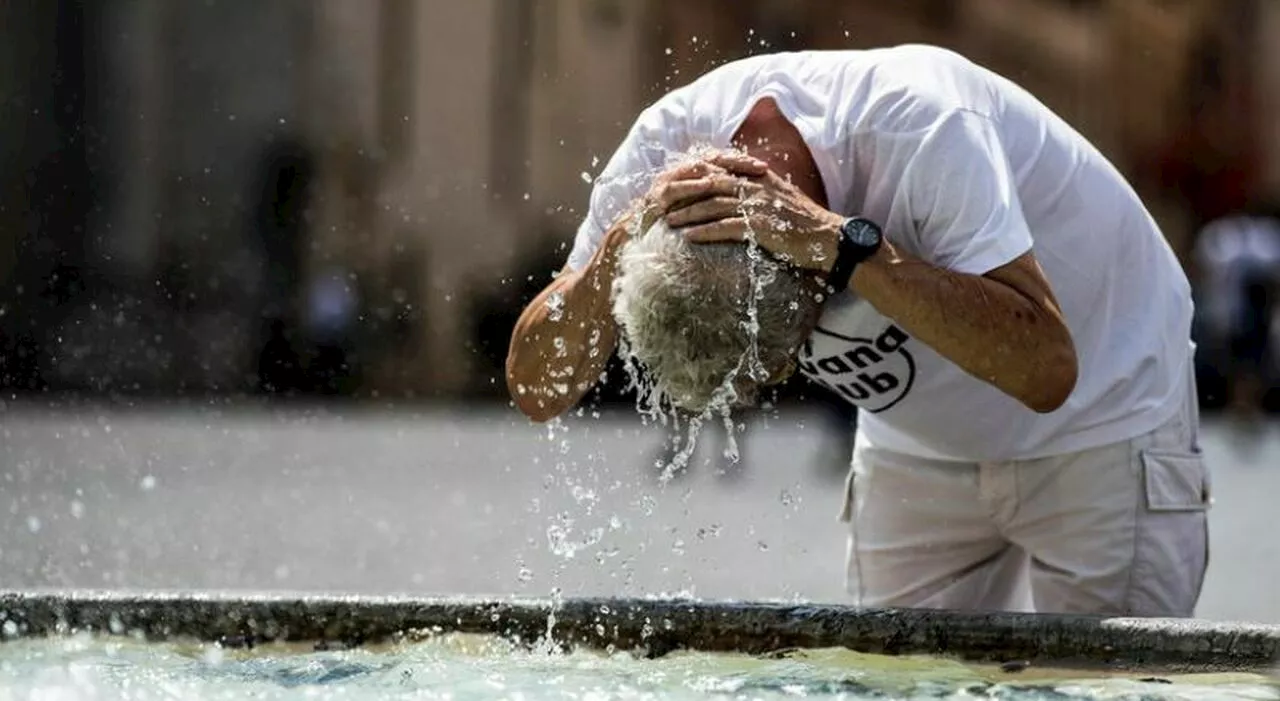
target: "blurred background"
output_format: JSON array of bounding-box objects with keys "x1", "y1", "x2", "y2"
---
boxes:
[{"x1": 2, "y1": 0, "x2": 1280, "y2": 622}]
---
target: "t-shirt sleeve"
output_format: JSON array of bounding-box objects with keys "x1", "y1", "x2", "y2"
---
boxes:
[
  {"x1": 901, "y1": 109, "x2": 1034, "y2": 276},
  {"x1": 564, "y1": 121, "x2": 668, "y2": 273}
]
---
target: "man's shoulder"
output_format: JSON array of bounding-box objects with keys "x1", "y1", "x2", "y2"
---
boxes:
[{"x1": 843, "y1": 47, "x2": 1002, "y2": 136}]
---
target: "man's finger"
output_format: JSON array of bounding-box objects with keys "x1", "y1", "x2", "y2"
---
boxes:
[
  {"x1": 665, "y1": 196, "x2": 746, "y2": 228},
  {"x1": 657, "y1": 175, "x2": 761, "y2": 210},
  {"x1": 706, "y1": 152, "x2": 769, "y2": 176},
  {"x1": 661, "y1": 159, "x2": 723, "y2": 183},
  {"x1": 682, "y1": 217, "x2": 751, "y2": 244}
]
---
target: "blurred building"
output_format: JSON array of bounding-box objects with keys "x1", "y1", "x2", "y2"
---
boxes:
[{"x1": 1, "y1": 0, "x2": 1277, "y2": 400}]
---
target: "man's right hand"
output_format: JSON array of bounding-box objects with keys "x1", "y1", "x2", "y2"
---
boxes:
[{"x1": 640, "y1": 152, "x2": 769, "y2": 227}]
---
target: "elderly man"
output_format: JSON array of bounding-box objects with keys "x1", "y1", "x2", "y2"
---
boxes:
[{"x1": 505, "y1": 45, "x2": 1209, "y2": 617}]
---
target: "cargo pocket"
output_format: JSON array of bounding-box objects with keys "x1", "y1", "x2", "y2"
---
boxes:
[
  {"x1": 1141, "y1": 450, "x2": 1211, "y2": 512},
  {"x1": 1128, "y1": 449, "x2": 1210, "y2": 616}
]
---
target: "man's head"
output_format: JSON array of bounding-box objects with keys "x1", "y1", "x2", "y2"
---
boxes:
[{"x1": 611, "y1": 219, "x2": 826, "y2": 414}]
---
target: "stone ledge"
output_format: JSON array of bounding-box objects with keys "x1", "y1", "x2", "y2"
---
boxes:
[{"x1": 0, "y1": 590, "x2": 1276, "y2": 673}]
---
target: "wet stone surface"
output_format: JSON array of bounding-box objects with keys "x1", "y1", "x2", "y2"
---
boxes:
[{"x1": 0, "y1": 592, "x2": 1278, "y2": 673}]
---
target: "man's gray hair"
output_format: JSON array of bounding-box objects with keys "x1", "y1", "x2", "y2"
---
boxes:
[{"x1": 611, "y1": 219, "x2": 825, "y2": 415}]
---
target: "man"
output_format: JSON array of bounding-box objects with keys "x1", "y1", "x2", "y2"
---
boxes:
[{"x1": 506, "y1": 45, "x2": 1209, "y2": 616}]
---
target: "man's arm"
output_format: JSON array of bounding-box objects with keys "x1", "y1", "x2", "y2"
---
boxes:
[
  {"x1": 850, "y1": 244, "x2": 1077, "y2": 413},
  {"x1": 505, "y1": 216, "x2": 630, "y2": 422},
  {"x1": 856, "y1": 109, "x2": 1077, "y2": 412},
  {"x1": 676, "y1": 190, "x2": 1079, "y2": 413}
]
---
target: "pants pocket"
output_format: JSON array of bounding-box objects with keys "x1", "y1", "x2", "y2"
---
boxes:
[
  {"x1": 1129, "y1": 449, "x2": 1210, "y2": 616},
  {"x1": 1141, "y1": 449, "x2": 1211, "y2": 512}
]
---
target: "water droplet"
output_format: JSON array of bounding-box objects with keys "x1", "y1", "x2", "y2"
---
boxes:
[
  {"x1": 570, "y1": 484, "x2": 596, "y2": 504},
  {"x1": 25, "y1": 516, "x2": 40, "y2": 534},
  {"x1": 69, "y1": 500, "x2": 85, "y2": 519},
  {"x1": 139, "y1": 475, "x2": 156, "y2": 491},
  {"x1": 201, "y1": 644, "x2": 226, "y2": 665},
  {"x1": 544, "y1": 291, "x2": 565, "y2": 322}
]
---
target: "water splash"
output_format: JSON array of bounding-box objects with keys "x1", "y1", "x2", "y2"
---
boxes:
[
  {"x1": 544, "y1": 291, "x2": 565, "y2": 322},
  {"x1": 0, "y1": 635, "x2": 1261, "y2": 700},
  {"x1": 546, "y1": 513, "x2": 606, "y2": 560}
]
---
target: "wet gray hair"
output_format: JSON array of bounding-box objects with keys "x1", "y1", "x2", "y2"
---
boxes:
[{"x1": 611, "y1": 219, "x2": 825, "y2": 415}]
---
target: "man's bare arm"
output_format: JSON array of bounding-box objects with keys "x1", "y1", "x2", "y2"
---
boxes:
[
  {"x1": 505, "y1": 218, "x2": 631, "y2": 422},
  {"x1": 851, "y1": 245, "x2": 1078, "y2": 413}
]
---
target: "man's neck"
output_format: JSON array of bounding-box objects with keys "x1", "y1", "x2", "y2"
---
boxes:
[{"x1": 731, "y1": 99, "x2": 828, "y2": 208}]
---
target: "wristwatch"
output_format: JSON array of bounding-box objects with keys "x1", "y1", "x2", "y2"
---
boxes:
[{"x1": 825, "y1": 217, "x2": 883, "y2": 292}]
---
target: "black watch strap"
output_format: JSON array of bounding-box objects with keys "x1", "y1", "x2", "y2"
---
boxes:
[
  {"x1": 826, "y1": 235, "x2": 859, "y2": 293},
  {"x1": 825, "y1": 217, "x2": 881, "y2": 292}
]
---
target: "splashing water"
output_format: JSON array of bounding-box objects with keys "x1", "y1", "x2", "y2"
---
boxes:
[
  {"x1": 546, "y1": 513, "x2": 606, "y2": 560},
  {"x1": 544, "y1": 290, "x2": 566, "y2": 322},
  {"x1": 735, "y1": 194, "x2": 778, "y2": 390},
  {"x1": 1, "y1": 634, "x2": 1275, "y2": 701}
]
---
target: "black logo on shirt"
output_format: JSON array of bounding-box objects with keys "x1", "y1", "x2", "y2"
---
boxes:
[{"x1": 797, "y1": 325, "x2": 916, "y2": 413}]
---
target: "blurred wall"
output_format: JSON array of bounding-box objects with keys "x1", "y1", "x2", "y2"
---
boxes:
[
  {"x1": 1261, "y1": 0, "x2": 1280, "y2": 198},
  {"x1": 297, "y1": 0, "x2": 657, "y2": 396},
  {"x1": 1, "y1": 0, "x2": 1275, "y2": 401},
  {"x1": 0, "y1": 1, "x2": 104, "y2": 392}
]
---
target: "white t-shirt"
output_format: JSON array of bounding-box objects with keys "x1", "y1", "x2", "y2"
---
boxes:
[{"x1": 566, "y1": 45, "x2": 1194, "y2": 462}]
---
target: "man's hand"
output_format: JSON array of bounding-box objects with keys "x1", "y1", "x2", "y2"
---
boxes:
[
  {"x1": 641, "y1": 152, "x2": 770, "y2": 230},
  {"x1": 662, "y1": 165, "x2": 846, "y2": 273}
]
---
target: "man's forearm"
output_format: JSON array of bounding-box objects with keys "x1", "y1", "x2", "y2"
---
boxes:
[
  {"x1": 505, "y1": 219, "x2": 631, "y2": 421},
  {"x1": 850, "y1": 247, "x2": 1078, "y2": 413}
]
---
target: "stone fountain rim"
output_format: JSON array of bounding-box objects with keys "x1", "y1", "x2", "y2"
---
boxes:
[{"x1": 0, "y1": 589, "x2": 1275, "y2": 674}]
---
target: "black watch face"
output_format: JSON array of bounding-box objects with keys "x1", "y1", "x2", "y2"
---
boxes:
[{"x1": 844, "y1": 218, "x2": 882, "y2": 247}]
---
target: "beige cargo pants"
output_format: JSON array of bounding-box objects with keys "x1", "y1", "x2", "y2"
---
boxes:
[{"x1": 842, "y1": 384, "x2": 1211, "y2": 616}]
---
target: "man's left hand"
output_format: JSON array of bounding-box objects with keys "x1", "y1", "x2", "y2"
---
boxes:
[{"x1": 662, "y1": 167, "x2": 846, "y2": 273}]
